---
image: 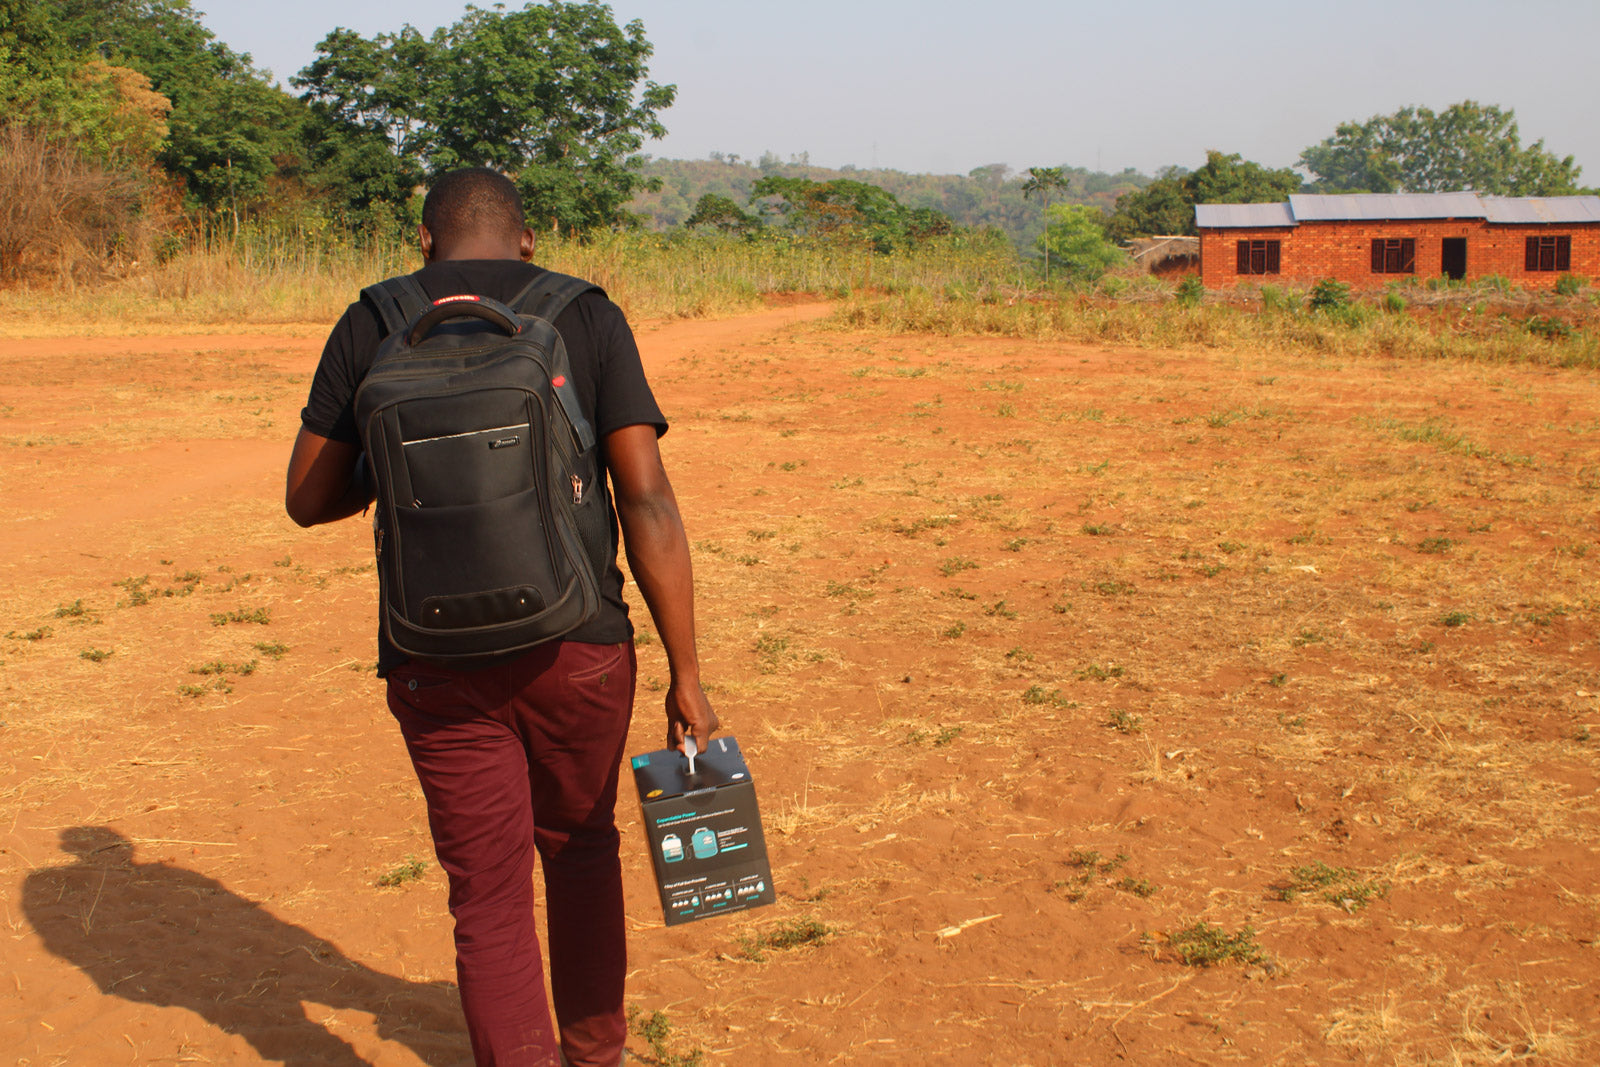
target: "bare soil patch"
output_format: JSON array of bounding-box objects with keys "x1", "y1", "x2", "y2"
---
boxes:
[{"x1": 2, "y1": 301, "x2": 1597, "y2": 1064}]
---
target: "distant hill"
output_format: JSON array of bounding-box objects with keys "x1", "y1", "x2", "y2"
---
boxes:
[{"x1": 627, "y1": 153, "x2": 1155, "y2": 249}]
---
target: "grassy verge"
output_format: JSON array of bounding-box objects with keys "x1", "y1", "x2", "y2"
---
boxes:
[
  {"x1": 0, "y1": 228, "x2": 1015, "y2": 332},
  {"x1": 834, "y1": 278, "x2": 1600, "y2": 368},
  {"x1": 4, "y1": 225, "x2": 1594, "y2": 372}
]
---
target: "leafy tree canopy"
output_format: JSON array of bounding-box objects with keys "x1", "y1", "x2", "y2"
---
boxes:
[
  {"x1": 20, "y1": 0, "x2": 305, "y2": 213},
  {"x1": 1037, "y1": 203, "x2": 1123, "y2": 281},
  {"x1": 1022, "y1": 166, "x2": 1069, "y2": 201},
  {"x1": 1, "y1": 0, "x2": 64, "y2": 70},
  {"x1": 684, "y1": 193, "x2": 759, "y2": 234},
  {"x1": 1104, "y1": 151, "x2": 1300, "y2": 241},
  {"x1": 0, "y1": 1, "x2": 169, "y2": 167},
  {"x1": 626, "y1": 156, "x2": 1152, "y2": 249},
  {"x1": 1299, "y1": 100, "x2": 1582, "y2": 195},
  {"x1": 1103, "y1": 168, "x2": 1191, "y2": 243},
  {"x1": 296, "y1": 1, "x2": 676, "y2": 234},
  {"x1": 749, "y1": 175, "x2": 954, "y2": 253}
]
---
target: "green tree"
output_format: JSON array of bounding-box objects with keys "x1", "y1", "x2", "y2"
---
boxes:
[
  {"x1": 0, "y1": 1, "x2": 169, "y2": 165},
  {"x1": 748, "y1": 175, "x2": 952, "y2": 253},
  {"x1": 1037, "y1": 203, "x2": 1124, "y2": 281},
  {"x1": 684, "y1": 193, "x2": 759, "y2": 234},
  {"x1": 1102, "y1": 167, "x2": 1190, "y2": 242},
  {"x1": 297, "y1": 1, "x2": 676, "y2": 234},
  {"x1": 1300, "y1": 100, "x2": 1582, "y2": 195},
  {"x1": 293, "y1": 24, "x2": 431, "y2": 230},
  {"x1": 1, "y1": 0, "x2": 67, "y2": 89},
  {"x1": 1022, "y1": 166, "x2": 1070, "y2": 280},
  {"x1": 297, "y1": 114, "x2": 422, "y2": 232},
  {"x1": 1184, "y1": 151, "x2": 1301, "y2": 205},
  {"x1": 906, "y1": 206, "x2": 953, "y2": 241},
  {"x1": 1105, "y1": 151, "x2": 1300, "y2": 241},
  {"x1": 0, "y1": 54, "x2": 169, "y2": 168},
  {"x1": 163, "y1": 75, "x2": 305, "y2": 224},
  {"x1": 27, "y1": 0, "x2": 308, "y2": 217}
]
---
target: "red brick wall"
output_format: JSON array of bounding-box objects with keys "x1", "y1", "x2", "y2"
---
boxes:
[{"x1": 1199, "y1": 220, "x2": 1600, "y2": 289}]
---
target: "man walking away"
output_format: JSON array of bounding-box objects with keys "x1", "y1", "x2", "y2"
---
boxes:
[{"x1": 285, "y1": 167, "x2": 716, "y2": 1067}]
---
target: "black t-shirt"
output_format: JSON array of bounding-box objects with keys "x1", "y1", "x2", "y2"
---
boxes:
[{"x1": 300, "y1": 259, "x2": 667, "y2": 673}]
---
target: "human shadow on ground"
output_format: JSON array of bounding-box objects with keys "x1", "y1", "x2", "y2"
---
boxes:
[{"x1": 23, "y1": 825, "x2": 468, "y2": 1066}]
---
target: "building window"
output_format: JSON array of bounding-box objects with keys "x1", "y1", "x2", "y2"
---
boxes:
[
  {"x1": 1371, "y1": 238, "x2": 1416, "y2": 274},
  {"x1": 1525, "y1": 235, "x2": 1571, "y2": 272},
  {"x1": 1235, "y1": 239, "x2": 1280, "y2": 275}
]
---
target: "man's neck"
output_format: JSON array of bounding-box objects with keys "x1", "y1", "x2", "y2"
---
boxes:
[{"x1": 432, "y1": 248, "x2": 523, "y2": 262}]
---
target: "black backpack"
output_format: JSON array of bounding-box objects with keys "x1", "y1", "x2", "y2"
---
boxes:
[{"x1": 353, "y1": 271, "x2": 608, "y2": 661}]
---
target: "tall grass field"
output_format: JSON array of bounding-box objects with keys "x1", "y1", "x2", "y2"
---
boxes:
[{"x1": 1, "y1": 225, "x2": 1594, "y2": 372}]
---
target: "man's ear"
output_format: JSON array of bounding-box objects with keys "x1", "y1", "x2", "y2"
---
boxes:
[
  {"x1": 519, "y1": 227, "x2": 537, "y2": 262},
  {"x1": 418, "y1": 223, "x2": 435, "y2": 262}
]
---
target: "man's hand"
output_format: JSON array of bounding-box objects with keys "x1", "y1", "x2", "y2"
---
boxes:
[{"x1": 666, "y1": 678, "x2": 718, "y2": 755}]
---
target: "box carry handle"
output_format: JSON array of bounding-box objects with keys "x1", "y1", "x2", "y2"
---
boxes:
[{"x1": 407, "y1": 296, "x2": 521, "y2": 346}]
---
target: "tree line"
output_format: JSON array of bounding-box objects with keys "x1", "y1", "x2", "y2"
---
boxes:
[
  {"x1": 0, "y1": 0, "x2": 1590, "y2": 282},
  {"x1": 0, "y1": 0, "x2": 675, "y2": 278},
  {"x1": 1101, "y1": 102, "x2": 1588, "y2": 242},
  {"x1": 631, "y1": 154, "x2": 1152, "y2": 249},
  {"x1": 654, "y1": 104, "x2": 1590, "y2": 285}
]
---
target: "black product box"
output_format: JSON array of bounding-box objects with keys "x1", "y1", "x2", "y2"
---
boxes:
[{"x1": 630, "y1": 735, "x2": 775, "y2": 926}]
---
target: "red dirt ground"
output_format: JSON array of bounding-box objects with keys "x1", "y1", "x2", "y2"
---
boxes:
[{"x1": 2, "y1": 302, "x2": 1598, "y2": 1065}]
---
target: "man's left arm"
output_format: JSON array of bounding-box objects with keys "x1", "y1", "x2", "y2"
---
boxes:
[{"x1": 607, "y1": 423, "x2": 718, "y2": 753}]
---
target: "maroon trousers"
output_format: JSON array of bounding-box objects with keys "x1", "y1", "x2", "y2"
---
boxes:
[{"x1": 386, "y1": 641, "x2": 636, "y2": 1067}]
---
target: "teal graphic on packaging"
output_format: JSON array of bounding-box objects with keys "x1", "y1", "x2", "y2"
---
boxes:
[
  {"x1": 631, "y1": 735, "x2": 775, "y2": 926},
  {"x1": 661, "y1": 833, "x2": 684, "y2": 863}
]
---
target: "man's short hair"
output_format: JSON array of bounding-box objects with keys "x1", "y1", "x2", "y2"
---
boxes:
[{"x1": 421, "y1": 168, "x2": 526, "y2": 243}]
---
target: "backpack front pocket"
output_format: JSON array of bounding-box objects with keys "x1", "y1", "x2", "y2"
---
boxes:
[{"x1": 390, "y1": 486, "x2": 561, "y2": 624}]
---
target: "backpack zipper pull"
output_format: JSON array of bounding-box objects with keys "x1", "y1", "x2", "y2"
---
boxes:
[{"x1": 571, "y1": 474, "x2": 583, "y2": 504}]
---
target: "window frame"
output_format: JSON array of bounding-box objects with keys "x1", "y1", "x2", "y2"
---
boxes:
[
  {"x1": 1370, "y1": 237, "x2": 1417, "y2": 274},
  {"x1": 1235, "y1": 238, "x2": 1281, "y2": 276},
  {"x1": 1525, "y1": 235, "x2": 1572, "y2": 273}
]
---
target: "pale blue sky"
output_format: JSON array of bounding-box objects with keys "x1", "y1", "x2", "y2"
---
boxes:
[{"x1": 202, "y1": 0, "x2": 1599, "y2": 182}]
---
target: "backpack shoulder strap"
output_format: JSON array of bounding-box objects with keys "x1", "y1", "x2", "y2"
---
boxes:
[
  {"x1": 360, "y1": 275, "x2": 431, "y2": 338},
  {"x1": 509, "y1": 271, "x2": 601, "y2": 454},
  {"x1": 508, "y1": 271, "x2": 604, "y2": 324}
]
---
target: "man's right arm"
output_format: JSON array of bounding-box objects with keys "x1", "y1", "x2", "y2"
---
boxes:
[{"x1": 285, "y1": 428, "x2": 372, "y2": 527}]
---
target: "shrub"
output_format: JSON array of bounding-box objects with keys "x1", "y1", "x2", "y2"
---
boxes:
[
  {"x1": 1097, "y1": 274, "x2": 1130, "y2": 298},
  {"x1": 1555, "y1": 274, "x2": 1584, "y2": 297},
  {"x1": 1260, "y1": 285, "x2": 1300, "y2": 314},
  {"x1": 1174, "y1": 274, "x2": 1204, "y2": 307},
  {"x1": 1160, "y1": 921, "x2": 1264, "y2": 967},
  {"x1": 0, "y1": 126, "x2": 153, "y2": 282},
  {"x1": 1525, "y1": 315, "x2": 1572, "y2": 340},
  {"x1": 1383, "y1": 289, "x2": 1406, "y2": 313},
  {"x1": 1308, "y1": 278, "x2": 1351, "y2": 313}
]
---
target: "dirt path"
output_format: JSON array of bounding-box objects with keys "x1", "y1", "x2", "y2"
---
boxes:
[{"x1": 2, "y1": 302, "x2": 1597, "y2": 1065}]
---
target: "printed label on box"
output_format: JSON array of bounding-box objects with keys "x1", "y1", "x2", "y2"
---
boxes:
[{"x1": 631, "y1": 736, "x2": 775, "y2": 925}]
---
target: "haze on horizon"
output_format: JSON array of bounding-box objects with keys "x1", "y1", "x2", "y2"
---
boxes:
[{"x1": 204, "y1": 0, "x2": 1599, "y2": 184}]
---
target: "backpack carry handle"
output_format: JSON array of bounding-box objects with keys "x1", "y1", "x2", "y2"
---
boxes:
[{"x1": 407, "y1": 296, "x2": 521, "y2": 346}]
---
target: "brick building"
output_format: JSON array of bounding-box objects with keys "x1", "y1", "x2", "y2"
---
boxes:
[{"x1": 1195, "y1": 193, "x2": 1600, "y2": 289}]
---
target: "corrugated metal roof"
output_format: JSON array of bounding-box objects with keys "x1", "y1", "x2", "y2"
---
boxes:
[
  {"x1": 1195, "y1": 192, "x2": 1600, "y2": 229},
  {"x1": 1289, "y1": 193, "x2": 1486, "y2": 221},
  {"x1": 1480, "y1": 195, "x2": 1600, "y2": 224},
  {"x1": 1194, "y1": 202, "x2": 1296, "y2": 228}
]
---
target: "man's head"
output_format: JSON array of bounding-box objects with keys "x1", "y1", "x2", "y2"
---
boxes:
[{"x1": 419, "y1": 168, "x2": 536, "y2": 262}]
